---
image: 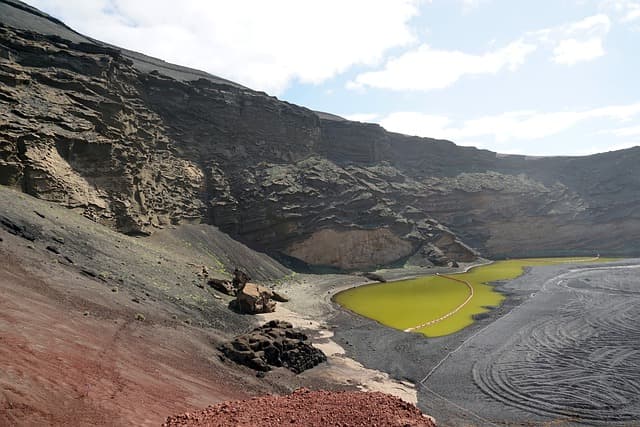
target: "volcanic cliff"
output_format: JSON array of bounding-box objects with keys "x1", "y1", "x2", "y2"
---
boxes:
[{"x1": 1, "y1": 0, "x2": 639, "y2": 271}]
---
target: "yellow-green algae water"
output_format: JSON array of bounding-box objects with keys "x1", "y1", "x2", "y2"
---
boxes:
[{"x1": 334, "y1": 257, "x2": 613, "y2": 337}]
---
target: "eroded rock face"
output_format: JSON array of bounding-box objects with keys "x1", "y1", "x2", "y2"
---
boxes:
[
  {"x1": 287, "y1": 228, "x2": 414, "y2": 270},
  {"x1": 219, "y1": 320, "x2": 326, "y2": 374},
  {"x1": 1, "y1": 2, "x2": 640, "y2": 268},
  {"x1": 0, "y1": 20, "x2": 475, "y2": 268}
]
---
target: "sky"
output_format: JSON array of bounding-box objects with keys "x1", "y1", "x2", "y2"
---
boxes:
[{"x1": 24, "y1": 0, "x2": 640, "y2": 156}]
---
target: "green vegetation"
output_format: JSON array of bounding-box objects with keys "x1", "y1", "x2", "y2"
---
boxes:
[{"x1": 334, "y1": 257, "x2": 611, "y2": 337}]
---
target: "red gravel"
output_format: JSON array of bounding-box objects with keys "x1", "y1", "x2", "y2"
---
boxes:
[{"x1": 163, "y1": 388, "x2": 437, "y2": 427}]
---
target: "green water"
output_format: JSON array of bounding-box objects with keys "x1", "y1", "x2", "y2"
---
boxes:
[{"x1": 334, "y1": 257, "x2": 610, "y2": 337}]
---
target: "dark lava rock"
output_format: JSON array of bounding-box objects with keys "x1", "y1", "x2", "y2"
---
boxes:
[
  {"x1": 46, "y1": 245, "x2": 60, "y2": 254},
  {"x1": 362, "y1": 272, "x2": 387, "y2": 283},
  {"x1": 0, "y1": 216, "x2": 36, "y2": 241},
  {"x1": 232, "y1": 268, "x2": 250, "y2": 290},
  {"x1": 80, "y1": 268, "x2": 98, "y2": 278},
  {"x1": 208, "y1": 278, "x2": 235, "y2": 296},
  {"x1": 219, "y1": 320, "x2": 326, "y2": 374},
  {"x1": 271, "y1": 290, "x2": 289, "y2": 302}
]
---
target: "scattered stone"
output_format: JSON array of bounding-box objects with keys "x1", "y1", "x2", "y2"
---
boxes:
[
  {"x1": 46, "y1": 245, "x2": 60, "y2": 254},
  {"x1": 33, "y1": 210, "x2": 46, "y2": 219},
  {"x1": 63, "y1": 255, "x2": 74, "y2": 264},
  {"x1": 208, "y1": 278, "x2": 235, "y2": 296},
  {"x1": 132, "y1": 297, "x2": 140, "y2": 303},
  {"x1": 219, "y1": 320, "x2": 326, "y2": 374},
  {"x1": 52, "y1": 236, "x2": 65, "y2": 244},
  {"x1": 80, "y1": 268, "x2": 98, "y2": 278},
  {"x1": 271, "y1": 290, "x2": 289, "y2": 302},
  {"x1": 135, "y1": 313, "x2": 145, "y2": 321},
  {"x1": 361, "y1": 272, "x2": 387, "y2": 283}
]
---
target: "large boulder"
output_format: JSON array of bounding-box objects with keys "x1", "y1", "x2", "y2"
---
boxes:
[
  {"x1": 232, "y1": 283, "x2": 276, "y2": 314},
  {"x1": 219, "y1": 320, "x2": 327, "y2": 374}
]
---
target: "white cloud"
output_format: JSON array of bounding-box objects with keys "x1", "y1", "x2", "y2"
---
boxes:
[
  {"x1": 374, "y1": 102, "x2": 640, "y2": 144},
  {"x1": 460, "y1": 0, "x2": 488, "y2": 13},
  {"x1": 575, "y1": 142, "x2": 639, "y2": 155},
  {"x1": 624, "y1": 9, "x2": 640, "y2": 22},
  {"x1": 25, "y1": 0, "x2": 421, "y2": 94},
  {"x1": 347, "y1": 40, "x2": 536, "y2": 91},
  {"x1": 343, "y1": 113, "x2": 380, "y2": 123},
  {"x1": 601, "y1": 0, "x2": 640, "y2": 22},
  {"x1": 533, "y1": 14, "x2": 611, "y2": 65},
  {"x1": 552, "y1": 38, "x2": 605, "y2": 65},
  {"x1": 602, "y1": 124, "x2": 640, "y2": 136},
  {"x1": 379, "y1": 112, "x2": 454, "y2": 138},
  {"x1": 347, "y1": 13, "x2": 613, "y2": 93}
]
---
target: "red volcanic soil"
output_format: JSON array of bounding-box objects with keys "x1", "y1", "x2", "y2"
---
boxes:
[
  {"x1": 0, "y1": 245, "x2": 251, "y2": 426},
  {"x1": 164, "y1": 388, "x2": 436, "y2": 427}
]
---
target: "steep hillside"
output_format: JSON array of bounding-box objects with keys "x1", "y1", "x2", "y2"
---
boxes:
[{"x1": 1, "y1": 0, "x2": 639, "y2": 270}]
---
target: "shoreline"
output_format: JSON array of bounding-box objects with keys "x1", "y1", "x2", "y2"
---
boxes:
[
  {"x1": 266, "y1": 261, "x2": 491, "y2": 407},
  {"x1": 325, "y1": 258, "x2": 636, "y2": 425}
]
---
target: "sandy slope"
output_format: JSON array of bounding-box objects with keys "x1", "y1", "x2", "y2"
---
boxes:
[{"x1": 0, "y1": 187, "x2": 434, "y2": 425}]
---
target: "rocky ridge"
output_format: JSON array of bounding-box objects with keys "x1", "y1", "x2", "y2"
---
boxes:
[{"x1": 1, "y1": 0, "x2": 639, "y2": 269}]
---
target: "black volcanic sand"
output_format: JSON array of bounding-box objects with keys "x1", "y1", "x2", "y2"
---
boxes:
[{"x1": 330, "y1": 259, "x2": 640, "y2": 426}]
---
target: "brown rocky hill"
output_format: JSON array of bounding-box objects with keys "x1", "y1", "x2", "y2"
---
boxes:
[{"x1": 1, "y1": 0, "x2": 639, "y2": 270}]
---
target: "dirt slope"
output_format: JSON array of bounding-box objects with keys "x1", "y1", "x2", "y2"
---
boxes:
[
  {"x1": 163, "y1": 388, "x2": 436, "y2": 427},
  {"x1": 0, "y1": 187, "x2": 343, "y2": 426}
]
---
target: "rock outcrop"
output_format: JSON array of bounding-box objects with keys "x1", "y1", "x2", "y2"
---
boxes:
[
  {"x1": 1, "y1": 0, "x2": 639, "y2": 268},
  {"x1": 219, "y1": 320, "x2": 326, "y2": 374},
  {"x1": 231, "y1": 283, "x2": 277, "y2": 314}
]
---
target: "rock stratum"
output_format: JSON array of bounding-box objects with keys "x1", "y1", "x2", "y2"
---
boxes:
[{"x1": 1, "y1": 0, "x2": 639, "y2": 270}]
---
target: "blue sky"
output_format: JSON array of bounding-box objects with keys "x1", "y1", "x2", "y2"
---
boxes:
[{"x1": 26, "y1": 0, "x2": 640, "y2": 156}]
